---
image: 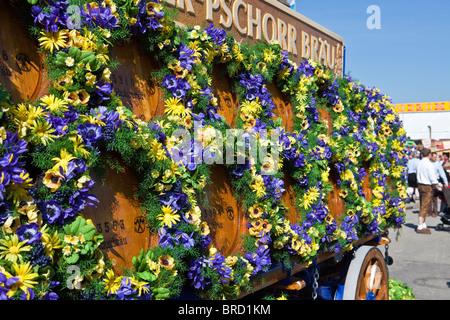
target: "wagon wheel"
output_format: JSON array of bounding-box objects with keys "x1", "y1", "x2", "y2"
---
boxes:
[{"x1": 342, "y1": 246, "x2": 389, "y2": 300}]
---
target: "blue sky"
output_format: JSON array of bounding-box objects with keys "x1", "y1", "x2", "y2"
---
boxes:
[{"x1": 294, "y1": 0, "x2": 450, "y2": 104}]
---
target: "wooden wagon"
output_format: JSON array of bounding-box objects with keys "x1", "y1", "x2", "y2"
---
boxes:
[{"x1": 0, "y1": 0, "x2": 397, "y2": 300}]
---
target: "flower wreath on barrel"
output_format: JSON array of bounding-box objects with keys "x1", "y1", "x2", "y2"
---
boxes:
[{"x1": 0, "y1": 0, "x2": 407, "y2": 300}]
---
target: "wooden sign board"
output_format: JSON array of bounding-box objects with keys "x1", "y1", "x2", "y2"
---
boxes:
[
  {"x1": 0, "y1": 2, "x2": 49, "y2": 104},
  {"x1": 167, "y1": 0, "x2": 344, "y2": 76}
]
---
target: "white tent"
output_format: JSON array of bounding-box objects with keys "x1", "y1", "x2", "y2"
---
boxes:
[{"x1": 398, "y1": 112, "x2": 450, "y2": 140}]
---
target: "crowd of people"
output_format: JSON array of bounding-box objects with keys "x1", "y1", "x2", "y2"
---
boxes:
[{"x1": 406, "y1": 147, "x2": 450, "y2": 234}]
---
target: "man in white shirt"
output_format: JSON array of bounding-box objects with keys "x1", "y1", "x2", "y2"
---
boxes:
[{"x1": 416, "y1": 148, "x2": 442, "y2": 234}]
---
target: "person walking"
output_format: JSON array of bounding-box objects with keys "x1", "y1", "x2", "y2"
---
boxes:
[
  {"x1": 406, "y1": 151, "x2": 420, "y2": 203},
  {"x1": 431, "y1": 152, "x2": 448, "y2": 217},
  {"x1": 416, "y1": 148, "x2": 442, "y2": 234}
]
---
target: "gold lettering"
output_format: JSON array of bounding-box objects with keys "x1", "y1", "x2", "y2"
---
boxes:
[
  {"x1": 318, "y1": 37, "x2": 327, "y2": 66},
  {"x1": 220, "y1": 0, "x2": 233, "y2": 28},
  {"x1": 206, "y1": 0, "x2": 220, "y2": 22},
  {"x1": 262, "y1": 13, "x2": 277, "y2": 43},
  {"x1": 277, "y1": 18, "x2": 288, "y2": 51},
  {"x1": 288, "y1": 24, "x2": 297, "y2": 56},
  {"x1": 247, "y1": 4, "x2": 261, "y2": 40},
  {"x1": 301, "y1": 30, "x2": 310, "y2": 59},
  {"x1": 311, "y1": 35, "x2": 319, "y2": 61},
  {"x1": 233, "y1": 0, "x2": 247, "y2": 34},
  {"x1": 326, "y1": 41, "x2": 335, "y2": 69}
]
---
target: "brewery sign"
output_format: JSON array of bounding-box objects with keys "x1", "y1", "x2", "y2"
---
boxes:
[{"x1": 166, "y1": 0, "x2": 345, "y2": 76}]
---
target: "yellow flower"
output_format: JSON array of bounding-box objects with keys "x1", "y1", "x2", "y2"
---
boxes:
[
  {"x1": 53, "y1": 74, "x2": 74, "y2": 91},
  {"x1": 5, "y1": 170, "x2": 33, "y2": 204},
  {"x1": 17, "y1": 203, "x2": 40, "y2": 224},
  {"x1": 41, "y1": 228, "x2": 63, "y2": 261},
  {"x1": 249, "y1": 175, "x2": 266, "y2": 198},
  {"x1": 39, "y1": 30, "x2": 68, "y2": 53},
  {"x1": 248, "y1": 204, "x2": 263, "y2": 219},
  {"x1": 302, "y1": 187, "x2": 320, "y2": 210},
  {"x1": 40, "y1": 94, "x2": 69, "y2": 113},
  {"x1": 200, "y1": 222, "x2": 210, "y2": 236},
  {"x1": 63, "y1": 89, "x2": 90, "y2": 107},
  {"x1": 51, "y1": 149, "x2": 76, "y2": 171},
  {"x1": 159, "y1": 255, "x2": 175, "y2": 270},
  {"x1": 0, "y1": 234, "x2": 31, "y2": 263},
  {"x1": 232, "y1": 43, "x2": 244, "y2": 63},
  {"x1": 3, "y1": 262, "x2": 39, "y2": 297},
  {"x1": 149, "y1": 139, "x2": 168, "y2": 162},
  {"x1": 43, "y1": 169, "x2": 65, "y2": 192},
  {"x1": 333, "y1": 103, "x2": 344, "y2": 113},
  {"x1": 30, "y1": 119, "x2": 57, "y2": 145},
  {"x1": 164, "y1": 97, "x2": 191, "y2": 117},
  {"x1": 263, "y1": 48, "x2": 276, "y2": 63},
  {"x1": 69, "y1": 134, "x2": 91, "y2": 159},
  {"x1": 157, "y1": 206, "x2": 181, "y2": 228},
  {"x1": 240, "y1": 100, "x2": 262, "y2": 117},
  {"x1": 102, "y1": 270, "x2": 121, "y2": 296},
  {"x1": 62, "y1": 245, "x2": 72, "y2": 256}
]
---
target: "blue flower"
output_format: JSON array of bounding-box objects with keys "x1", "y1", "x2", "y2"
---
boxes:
[
  {"x1": 40, "y1": 200, "x2": 63, "y2": 224},
  {"x1": 0, "y1": 202, "x2": 12, "y2": 226},
  {"x1": 76, "y1": 123, "x2": 103, "y2": 146},
  {"x1": 81, "y1": 3, "x2": 119, "y2": 29},
  {"x1": 115, "y1": 277, "x2": 136, "y2": 300},
  {"x1": 187, "y1": 258, "x2": 211, "y2": 290},
  {"x1": 17, "y1": 223, "x2": 42, "y2": 245},
  {"x1": 159, "y1": 192, "x2": 187, "y2": 211},
  {"x1": 245, "y1": 246, "x2": 271, "y2": 275}
]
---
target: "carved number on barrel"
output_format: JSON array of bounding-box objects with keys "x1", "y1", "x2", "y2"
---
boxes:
[
  {"x1": 0, "y1": 49, "x2": 12, "y2": 77},
  {"x1": 96, "y1": 219, "x2": 125, "y2": 233},
  {"x1": 203, "y1": 206, "x2": 235, "y2": 221},
  {"x1": 15, "y1": 53, "x2": 32, "y2": 72}
]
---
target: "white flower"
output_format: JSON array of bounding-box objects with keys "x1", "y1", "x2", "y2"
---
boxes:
[{"x1": 65, "y1": 57, "x2": 75, "y2": 67}]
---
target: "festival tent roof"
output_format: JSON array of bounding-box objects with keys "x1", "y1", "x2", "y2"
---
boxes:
[{"x1": 399, "y1": 112, "x2": 450, "y2": 140}]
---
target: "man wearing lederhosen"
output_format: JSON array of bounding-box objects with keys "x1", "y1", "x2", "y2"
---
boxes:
[{"x1": 416, "y1": 148, "x2": 442, "y2": 234}]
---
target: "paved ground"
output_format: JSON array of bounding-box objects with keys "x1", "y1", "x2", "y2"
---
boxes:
[{"x1": 387, "y1": 200, "x2": 450, "y2": 300}]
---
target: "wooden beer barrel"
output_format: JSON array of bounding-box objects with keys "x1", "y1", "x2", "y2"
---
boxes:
[
  {"x1": 199, "y1": 165, "x2": 248, "y2": 256},
  {"x1": 212, "y1": 67, "x2": 238, "y2": 127},
  {"x1": 268, "y1": 82, "x2": 294, "y2": 132},
  {"x1": 0, "y1": 2, "x2": 48, "y2": 103},
  {"x1": 82, "y1": 154, "x2": 156, "y2": 273},
  {"x1": 110, "y1": 39, "x2": 165, "y2": 122},
  {"x1": 281, "y1": 174, "x2": 300, "y2": 225}
]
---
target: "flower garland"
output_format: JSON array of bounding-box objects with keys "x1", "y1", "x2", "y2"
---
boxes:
[{"x1": 0, "y1": 0, "x2": 408, "y2": 300}]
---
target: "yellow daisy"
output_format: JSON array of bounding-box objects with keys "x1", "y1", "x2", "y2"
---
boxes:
[
  {"x1": 38, "y1": 30, "x2": 68, "y2": 54},
  {"x1": 0, "y1": 234, "x2": 32, "y2": 263},
  {"x1": 40, "y1": 227, "x2": 63, "y2": 261},
  {"x1": 51, "y1": 149, "x2": 76, "y2": 171},
  {"x1": 149, "y1": 139, "x2": 168, "y2": 162},
  {"x1": 40, "y1": 94, "x2": 69, "y2": 113},
  {"x1": 164, "y1": 97, "x2": 191, "y2": 117},
  {"x1": 30, "y1": 119, "x2": 57, "y2": 146},
  {"x1": 102, "y1": 270, "x2": 121, "y2": 296},
  {"x1": 157, "y1": 206, "x2": 180, "y2": 228},
  {"x1": 3, "y1": 262, "x2": 39, "y2": 298}
]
